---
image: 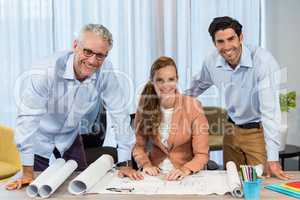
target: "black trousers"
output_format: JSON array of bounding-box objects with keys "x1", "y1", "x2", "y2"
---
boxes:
[{"x1": 33, "y1": 135, "x2": 88, "y2": 171}]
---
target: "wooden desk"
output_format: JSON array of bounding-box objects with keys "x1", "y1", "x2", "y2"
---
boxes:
[{"x1": 1, "y1": 172, "x2": 299, "y2": 200}]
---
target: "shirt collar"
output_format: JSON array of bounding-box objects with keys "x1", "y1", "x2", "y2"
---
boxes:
[
  {"x1": 62, "y1": 53, "x2": 76, "y2": 80},
  {"x1": 239, "y1": 44, "x2": 253, "y2": 68},
  {"x1": 215, "y1": 44, "x2": 253, "y2": 69}
]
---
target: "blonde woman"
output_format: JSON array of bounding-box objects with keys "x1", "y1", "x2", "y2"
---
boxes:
[{"x1": 121, "y1": 56, "x2": 209, "y2": 181}]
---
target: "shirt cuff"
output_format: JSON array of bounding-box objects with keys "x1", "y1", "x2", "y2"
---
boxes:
[
  {"x1": 117, "y1": 148, "x2": 131, "y2": 163},
  {"x1": 20, "y1": 152, "x2": 34, "y2": 166},
  {"x1": 267, "y1": 147, "x2": 279, "y2": 161}
]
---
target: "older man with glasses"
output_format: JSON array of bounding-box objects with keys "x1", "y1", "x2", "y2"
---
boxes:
[{"x1": 6, "y1": 24, "x2": 135, "y2": 190}]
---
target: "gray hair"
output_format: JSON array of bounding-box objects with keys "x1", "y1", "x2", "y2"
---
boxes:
[{"x1": 78, "y1": 24, "x2": 113, "y2": 50}]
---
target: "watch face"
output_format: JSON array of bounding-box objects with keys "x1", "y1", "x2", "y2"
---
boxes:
[{"x1": 117, "y1": 160, "x2": 132, "y2": 167}]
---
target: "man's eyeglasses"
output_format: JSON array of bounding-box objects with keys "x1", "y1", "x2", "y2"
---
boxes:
[{"x1": 81, "y1": 48, "x2": 108, "y2": 61}]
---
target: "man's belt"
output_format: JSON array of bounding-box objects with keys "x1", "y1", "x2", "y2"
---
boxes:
[{"x1": 228, "y1": 117, "x2": 261, "y2": 129}]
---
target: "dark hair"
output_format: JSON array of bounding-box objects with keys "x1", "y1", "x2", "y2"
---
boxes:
[
  {"x1": 136, "y1": 56, "x2": 178, "y2": 136},
  {"x1": 208, "y1": 16, "x2": 243, "y2": 42}
]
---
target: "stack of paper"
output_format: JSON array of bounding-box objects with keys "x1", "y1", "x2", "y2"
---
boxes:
[
  {"x1": 87, "y1": 161, "x2": 243, "y2": 197},
  {"x1": 265, "y1": 181, "x2": 300, "y2": 199}
]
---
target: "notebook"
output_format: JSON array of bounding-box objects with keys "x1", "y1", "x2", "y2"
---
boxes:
[
  {"x1": 286, "y1": 182, "x2": 300, "y2": 189},
  {"x1": 265, "y1": 181, "x2": 300, "y2": 199}
]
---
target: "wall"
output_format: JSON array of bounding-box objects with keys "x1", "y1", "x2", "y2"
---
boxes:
[{"x1": 265, "y1": 0, "x2": 300, "y2": 146}]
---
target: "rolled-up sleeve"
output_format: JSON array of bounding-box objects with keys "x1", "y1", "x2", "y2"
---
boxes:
[
  {"x1": 133, "y1": 134, "x2": 151, "y2": 167},
  {"x1": 15, "y1": 70, "x2": 49, "y2": 166},
  {"x1": 132, "y1": 111, "x2": 152, "y2": 167},
  {"x1": 257, "y1": 53, "x2": 281, "y2": 161},
  {"x1": 183, "y1": 101, "x2": 209, "y2": 172},
  {"x1": 185, "y1": 62, "x2": 213, "y2": 97},
  {"x1": 100, "y1": 63, "x2": 135, "y2": 162}
]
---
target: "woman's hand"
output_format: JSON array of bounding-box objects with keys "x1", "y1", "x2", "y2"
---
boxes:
[
  {"x1": 142, "y1": 165, "x2": 160, "y2": 176},
  {"x1": 164, "y1": 167, "x2": 191, "y2": 181},
  {"x1": 118, "y1": 166, "x2": 144, "y2": 180}
]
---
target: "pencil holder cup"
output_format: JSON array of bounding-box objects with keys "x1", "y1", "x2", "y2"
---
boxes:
[{"x1": 243, "y1": 179, "x2": 262, "y2": 200}]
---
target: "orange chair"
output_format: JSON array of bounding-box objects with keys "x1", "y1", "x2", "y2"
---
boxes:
[{"x1": 0, "y1": 125, "x2": 22, "y2": 180}]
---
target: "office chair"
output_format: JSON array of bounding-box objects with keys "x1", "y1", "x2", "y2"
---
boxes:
[{"x1": 0, "y1": 125, "x2": 21, "y2": 180}]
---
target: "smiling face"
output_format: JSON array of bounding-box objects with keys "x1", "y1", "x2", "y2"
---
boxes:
[
  {"x1": 214, "y1": 28, "x2": 243, "y2": 68},
  {"x1": 73, "y1": 31, "x2": 110, "y2": 81},
  {"x1": 152, "y1": 65, "x2": 178, "y2": 102}
]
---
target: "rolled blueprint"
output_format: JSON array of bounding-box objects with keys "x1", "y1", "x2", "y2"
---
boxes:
[
  {"x1": 26, "y1": 158, "x2": 65, "y2": 198},
  {"x1": 38, "y1": 160, "x2": 78, "y2": 198},
  {"x1": 68, "y1": 154, "x2": 114, "y2": 195},
  {"x1": 226, "y1": 161, "x2": 243, "y2": 198}
]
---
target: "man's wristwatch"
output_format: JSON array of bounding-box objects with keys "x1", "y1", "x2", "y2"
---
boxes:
[{"x1": 116, "y1": 160, "x2": 132, "y2": 168}]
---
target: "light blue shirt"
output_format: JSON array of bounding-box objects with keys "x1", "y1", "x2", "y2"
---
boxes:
[
  {"x1": 15, "y1": 52, "x2": 135, "y2": 166},
  {"x1": 186, "y1": 44, "x2": 281, "y2": 161}
]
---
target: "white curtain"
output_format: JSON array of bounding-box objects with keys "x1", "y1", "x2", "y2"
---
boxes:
[
  {"x1": 1, "y1": 0, "x2": 262, "y2": 136},
  {"x1": 0, "y1": 0, "x2": 54, "y2": 127}
]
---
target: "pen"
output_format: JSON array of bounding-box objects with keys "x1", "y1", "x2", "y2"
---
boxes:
[
  {"x1": 253, "y1": 167, "x2": 257, "y2": 181},
  {"x1": 241, "y1": 166, "x2": 248, "y2": 181},
  {"x1": 106, "y1": 187, "x2": 134, "y2": 192},
  {"x1": 249, "y1": 166, "x2": 254, "y2": 181}
]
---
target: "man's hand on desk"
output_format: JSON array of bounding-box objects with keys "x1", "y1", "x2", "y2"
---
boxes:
[
  {"x1": 265, "y1": 161, "x2": 292, "y2": 180},
  {"x1": 5, "y1": 166, "x2": 33, "y2": 190},
  {"x1": 118, "y1": 166, "x2": 144, "y2": 180}
]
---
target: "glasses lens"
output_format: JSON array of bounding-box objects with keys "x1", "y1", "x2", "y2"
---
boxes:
[
  {"x1": 82, "y1": 48, "x2": 107, "y2": 61},
  {"x1": 95, "y1": 54, "x2": 106, "y2": 60},
  {"x1": 83, "y1": 48, "x2": 93, "y2": 56}
]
